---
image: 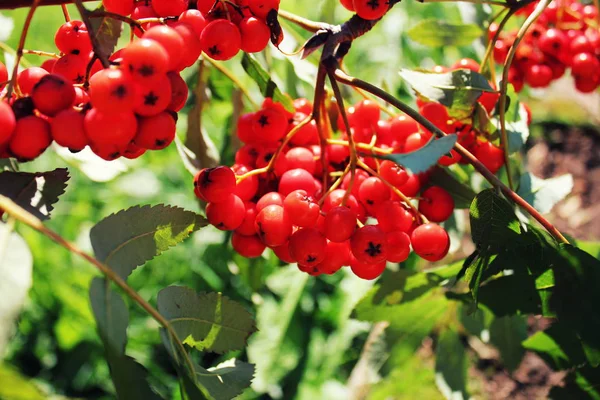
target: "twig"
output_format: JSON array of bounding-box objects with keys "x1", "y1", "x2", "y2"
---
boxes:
[
  {"x1": 278, "y1": 9, "x2": 327, "y2": 33},
  {"x1": 334, "y1": 69, "x2": 569, "y2": 244},
  {"x1": 61, "y1": 3, "x2": 70, "y2": 21}
]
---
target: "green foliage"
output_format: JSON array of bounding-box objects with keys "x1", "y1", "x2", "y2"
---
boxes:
[
  {"x1": 89, "y1": 5, "x2": 122, "y2": 58},
  {"x1": 0, "y1": 168, "x2": 69, "y2": 220},
  {"x1": 90, "y1": 204, "x2": 207, "y2": 279},
  {"x1": 522, "y1": 323, "x2": 587, "y2": 370},
  {"x1": 435, "y1": 328, "x2": 469, "y2": 399},
  {"x1": 157, "y1": 286, "x2": 256, "y2": 354},
  {"x1": 241, "y1": 53, "x2": 294, "y2": 112},
  {"x1": 379, "y1": 135, "x2": 457, "y2": 175},
  {"x1": 407, "y1": 19, "x2": 483, "y2": 47},
  {"x1": 0, "y1": 364, "x2": 47, "y2": 400},
  {"x1": 469, "y1": 189, "x2": 521, "y2": 251},
  {"x1": 489, "y1": 316, "x2": 527, "y2": 372}
]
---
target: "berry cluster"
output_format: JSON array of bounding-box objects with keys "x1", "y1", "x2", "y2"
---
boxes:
[
  {"x1": 104, "y1": 0, "x2": 280, "y2": 60},
  {"x1": 194, "y1": 97, "x2": 457, "y2": 280},
  {"x1": 492, "y1": 0, "x2": 600, "y2": 92},
  {"x1": 339, "y1": 0, "x2": 392, "y2": 21}
]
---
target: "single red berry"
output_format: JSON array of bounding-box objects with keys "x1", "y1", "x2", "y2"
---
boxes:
[
  {"x1": 395, "y1": 173, "x2": 421, "y2": 197},
  {"x1": 52, "y1": 53, "x2": 87, "y2": 84},
  {"x1": 525, "y1": 64, "x2": 553, "y2": 88},
  {"x1": 252, "y1": 107, "x2": 288, "y2": 143},
  {"x1": 200, "y1": 20, "x2": 242, "y2": 61},
  {"x1": 51, "y1": 108, "x2": 88, "y2": 152},
  {"x1": 31, "y1": 74, "x2": 76, "y2": 117},
  {"x1": 84, "y1": 108, "x2": 138, "y2": 151},
  {"x1": 54, "y1": 21, "x2": 92, "y2": 55},
  {"x1": 257, "y1": 192, "x2": 284, "y2": 212},
  {"x1": 89, "y1": 68, "x2": 137, "y2": 114},
  {"x1": 290, "y1": 114, "x2": 319, "y2": 146},
  {"x1": 248, "y1": 0, "x2": 280, "y2": 19},
  {"x1": 279, "y1": 168, "x2": 317, "y2": 197},
  {"x1": 194, "y1": 166, "x2": 237, "y2": 203},
  {"x1": 350, "y1": 225, "x2": 388, "y2": 264},
  {"x1": 236, "y1": 201, "x2": 259, "y2": 236},
  {"x1": 340, "y1": 0, "x2": 355, "y2": 11},
  {"x1": 254, "y1": 204, "x2": 293, "y2": 247},
  {"x1": 283, "y1": 147, "x2": 316, "y2": 175},
  {"x1": 353, "y1": 0, "x2": 389, "y2": 20},
  {"x1": 403, "y1": 132, "x2": 431, "y2": 153},
  {"x1": 386, "y1": 231, "x2": 411, "y2": 263},
  {"x1": 451, "y1": 58, "x2": 480, "y2": 72},
  {"x1": 173, "y1": 23, "x2": 203, "y2": 70},
  {"x1": 135, "y1": 112, "x2": 176, "y2": 150},
  {"x1": 574, "y1": 75, "x2": 600, "y2": 93},
  {"x1": 325, "y1": 206, "x2": 357, "y2": 243},
  {"x1": 232, "y1": 233, "x2": 266, "y2": 258},
  {"x1": 167, "y1": 72, "x2": 189, "y2": 112},
  {"x1": 152, "y1": 0, "x2": 188, "y2": 17},
  {"x1": 320, "y1": 240, "x2": 351, "y2": 274},
  {"x1": 375, "y1": 200, "x2": 413, "y2": 233},
  {"x1": 474, "y1": 141, "x2": 505, "y2": 174},
  {"x1": 40, "y1": 58, "x2": 57, "y2": 73},
  {"x1": 322, "y1": 189, "x2": 362, "y2": 216},
  {"x1": 123, "y1": 142, "x2": 146, "y2": 159},
  {"x1": 0, "y1": 60, "x2": 8, "y2": 89},
  {"x1": 134, "y1": 74, "x2": 172, "y2": 116},
  {"x1": 131, "y1": 4, "x2": 158, "y2": 37},
  {"x1": 418, "y1": 186, "x2": 455, "y2": 223},
  {"x1": 358, "y1": 177, "x2": 390, "y2": 213},
  {"x1": 239, "y1": 17, "x2": 271, "y2": 53},
  {"x1": 283, "y1": 190, "x2": 321, "y2": 227},
  {"x1": 17, "y1": 67, "x2": 48, "y2": 96},
  {"x1": 207, "y1": 194, "x2": 246, "y2": 230},
  {"x1": 350, "y1": 256, "x2": 386, "y2": 280},
  {"x1": 102, "y1": 0, "x2": 135, "y2": 15},
  {"x1": 289, "y1": 227, "x2": 327, "y2": 267},
  {"x1": 571, "y1": 52, "x2": 600, "y2": 77},
  {"x1": 122, "y1": 39, "x2": 170, "y2": 84},
  {"x1": 353, "y1": 99, "x2": 380, "y2": 128},
  {"x1": 420, "y1": 102, "x2": 449, "y2": 131},
  {"x1": 389, "y1": 114, "x2": 418, "y2": 144},
  {"x1": 379, "y1": 160, "x2": 408, "y2": 187},
  {"x1": 143, "y1": 25, "x2": 185, "y2": 71},
  {"x1": 538, "y1": 28, "x2": 568, "y2": 56},
  {"x1": 9, "y1": 115, "x2": 52, "y2": 161},
  {"x1": 232, "y1": 165, "x2": 259, "y2": 201},
  {"x1": 0, "y1": 101, "x2": 16, "y2": 146},
  {"x1": 411, "y1": 223, "x2": 450, "y2": 262},
  {"x1": 272, "y1": 242, "x2": 296, "y2": 263},
  {"x1": 179, "y1": 10, "x2": 207, "y2": 37}
]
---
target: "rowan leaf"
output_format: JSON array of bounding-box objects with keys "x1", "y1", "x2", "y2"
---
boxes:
[
  {"x1": 241, "y1": 53, "x2": 294, "y2": 112},
  {"x1": 379, "y1": 135, "x2": 457, "y2": 175}
]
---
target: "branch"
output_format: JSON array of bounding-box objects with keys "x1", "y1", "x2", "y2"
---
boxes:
[
  {"x1": 0, "y1": 0, "x2": 94, "y2": 9},
  {"x1": 334, "y1": 69, "x2": 570, "y2": 245}
]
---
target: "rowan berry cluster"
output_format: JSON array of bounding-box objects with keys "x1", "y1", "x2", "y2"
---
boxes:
[
  {"x1": 194, "y1": 97, "x2": 457, "y2": 280},
  {"x1": 104, "y1": 0, "x2": 280, "y2": 60},
  {"x1": 339, "y1": 0, "x2": 392, "y2": 20},
  {"x1": 493, "y1": 0, "x2": 600, "y2": 92}
]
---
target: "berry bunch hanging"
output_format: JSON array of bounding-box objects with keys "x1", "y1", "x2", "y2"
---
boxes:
[
  {"x1": 194, "y1": 97, "x2": 458, "y2": 280},
  {"x1": 493, "y1": 0, "x2": 600, "y2": 92}
]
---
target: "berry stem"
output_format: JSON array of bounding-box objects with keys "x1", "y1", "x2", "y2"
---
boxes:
[
  {"x1": 335, "y1": 69, "x2": 570, "y2": 245},
  {"x1": 205, "y1": 57, "x2": 259, "y2": 109},
  {"x1": 60, "y1": 4, "x2": 70, "y2": 21},
  {"x1": 326, "y1": 139, "x2": 393, "y2": 155},
  {"x1": 4, "y1": 0, "x2": 41, "y2": 99},
  {"x1": 23, "y1": 49, "x2": 61, "y2": 58},
  {"x1": 498, "y1": 0, "x2": 551, "y2": 191},
  {"x1": 0, "y1": 194, "x2": 198, "y2": 380},
  {"x1": 479, "y1": 8, "x2": 514, "y2": 76},
  {"x1": 74, "y1": 0, "x2": 110, "y2": 68}
]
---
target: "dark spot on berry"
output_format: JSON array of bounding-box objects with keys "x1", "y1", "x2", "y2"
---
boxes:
[
  {"x1": 155, "y1": 139, "x2": 167, "y2": 146},
  {"x1": 367, "y1": 0, "x2": 380, "y2": 9},
  {"x1": 75, "y1": 74, "x2": 85, "y2": 84},
  {"x1": 365, "y1": 242, "x2": 383, "y2": 258},
  {"x1": 138, "y1": 65, "x2": 155, "y2": 77},
  {"x1": 257, "y1": 115, "x2": 269, "y2": 127},
  {"x1": 112, "y1": 85, "x2": 128, "y2": 99},
  {"x1": 307, "y1": 255, "x2": 317, "y2": 264},
  {"x1": 109, "y1": 151, "x2": 121, "y2": 159},
  {"x1": 301, "y1": 195, "x2": 313, "y2": 203},
  {"x1": 366, "y1": 199, "x2": 374, "y2": 205},
  {"x1": 144, "y1": 91, "x2": 159, "y2": 106},
  {"x1": 256, "y1": 221, "x2": 266, "y2": 240},
  {"x1": 208, "y1": 45, "x2": 221, "y2": 56},
  {"x1": 201, "y1": 169, "x2": 214, "y2": 187}
]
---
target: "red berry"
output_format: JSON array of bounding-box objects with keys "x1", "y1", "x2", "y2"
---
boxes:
[
  {"x1": 571, "y1": 52, "x2": 600, "y2": 77},
  {"x1": 474, "y1": 141, "x2": 505, "y2": 174},
  {"x1": 375, "y1": 200, "x2": 413, "y2": 233},
  {"x1": 289, "y1": 115, "x2": 318, "y2": 146},
  {"x1": 167, "y1": 72, "x2": 189, "y2": 112},
  {"x1": 379, "y1": 160, "x2": 408, "y2": 187},
  {"x1": 52, "y1": 53, "x2": 87, "y2": 84},
  {"x1": 350, "y1": 256, "x2": 386, "y2": 280},
  {"x1": 236, "y1": 201, "x2": 259, "y2": 235},
  {"x1": 403, "y1": 132, "x2": 431, "y2": 152},
  {"x1": 122, "y1": 39, "x2": 170, "y2": 83},
  {"x1": 273, "y1": 242, "x2": 296, "y2": 263},
  {"x1": 289, "y1": 227, "x2": 327, "y2": 267},
  {"x1": 122, "y1": 142, "x2": 146, "y2": 159},
  {"x1": 207, "y1": 194, "x2": 246, "y2": 230},
  {"x1": 350, "y1": 225, "x2": 388, "y2": 264},
  {"x1": 358, "y1": 177, "x2": 390, "y2": 212},
  {"x1": 386, "y1": 231, "x2": 411, "y2": 263},
  {"x1": 418, "y1": 186, "x2": 455, "y2": 223},
  {"x1": 51, "y1": 108, "x2": 88, "y2": 152},
  {"x1": 194, "y1": 166, "x2": 237, "y2": 203},
  {"x1": 389, "y1": 114, "x2": 418, "y2": 144},
  {"x1": 0, "y1": 60, "x2": 8, "y2": 89},
  {"x1": 322, "y1": 189, "x2": 361, "y2": 215},
  {"x1": 135, "y1": 112, "x2": 176, "y2": 150},
  {"x1": 324, "y1": 206, "x2": 357, "y2": 242},
  {"x1": 0, "y1": 101, "x2": 16, "y2": 146},
  {"x1": 131, "y1": 4, "x2": 158, "y2": 37},
  {"x1": 410, "y1": 223, "x2": 450, "y2": 262},
  {"x1": 525, "y1": 64, "x2": 553, "y2": 88},
  {"x1": 279, "y1": 168, "x2": 317, "y2": 197},
  {"x1": 451, "y1": 58, "x2": 480, "y2": 72},
  {"x1": 134, "y1": 74, "x2": 172, "y2": 116},
  {"x1": 17, "y1": 67, "x2": 48, "y2": 95},
  {"x1": 40, "y1": 59, "x2": 56, "y2": 73},
  {"x1": 252, "y1": 107, "x2": 288, "y2": 143},
  {"x1": 173, "y1": 23, "x2": 203, "y2": 70},
  {"x1": 396, "y1": 173, "x2": 421, "y2": 197},
  {"x1": 283, "y1": 147, "x2": 316, "y2": 175},
  {"x1": 240, "y1": 17, "x2": 271, "y2": 53},
  {"x1": 9, "y1": 115, "x2": 52, "y2": 161},
  {"x1": 248, "y1": 0, "x2": 280, "y2": 19},
  {"x1": 420, "y1": 102, "x2": 449, "y2": 131},
  {"x1": 54, "y1": 21, "x2": 92, "y2": 55},
  {"x1": 340, "y1": 0, "x2": 355, "y2": 11},
  {"x1": 102, "y1": 0, "x2": 135, "y2": 15},
  {"x1": 353, "y1": 99, "x2": 380, "y2": 128},
  {"x1": 353, "y1": 0, "x2": 389, "y2": 20},
  {"x1": 179, "y1": 10, "x2": 207, "y2": 37},
  {"x1": 232, "y1": 165, "x2": 259, "y2": 201},
  {"x1": 143, "y1": 26, "x2": 185, "y2": 71},
  {"x1": 254, "y1": 204, "x2": 293, "y2": 247},
  {"x1": 256, "y1": 192, "x2": 284, "y2": 212},
  {"x1": 320, "y1": 240, "x2": 351, "y2": 274},
  {"x1": 200, "y1": 20, "x2": 242, "y2": 61},
  {"x1": 232, "y1": 233, "x2": 266, "y2": 258},
  {"x1": 538, "y1": 28, "x2": 568, "y2": 56},
  {"x1": 31, "y1": 74, "x2": 76, "y2": 116},
  {"x1": 84, "y1": 108, "x2": 137, "y2": 151},
  {"x1": 283, "y1": 190, "x2": 321, "y2": 227},
  {"x1": 89, "y1": 68, "x2": 137, "y2": 114},
  {"x1": 152, "y1": 0, "x2": 188, "y2": 17}
]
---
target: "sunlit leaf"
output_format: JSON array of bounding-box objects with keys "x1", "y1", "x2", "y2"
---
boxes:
[{"x1": 407, "y1": 19, "x2": 483, "y2": 47}]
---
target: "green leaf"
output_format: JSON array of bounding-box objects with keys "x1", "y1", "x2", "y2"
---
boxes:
[
  {"x1": 0, "y1": 168, "x2": 69, "y2": 220},
  {"x1": 90, "y1": 5, "x2": 123, "y2": 58},
  {"x1": 517, "y1": 173, "x2": 573, "y2": 214},
  {"x1": 428, "y1": 168, "x2": 477, "y2": 209},
  {"x1": 549, "y1": 365, "x2": 600, "y2": 400},
  {"x1": 407, "y1": 19, "x2": 483, "y2": 47},
  {"x1": 399, "y1": 69, "x2": 494, "y2": 119},
  {"x1": 469, "y1": 189, "x2": 521, "y2": 251},
  {"x1": 241, "y1": 53, "x2": 294, "y2": 112},
  {"x1": 196, "y1": 359, "x2": 255, "y2": 400},
  {"x1": 435, "y1": 328, "x2": 469, "y2": 399},
  {"x1": 379, "y1": 135, "x2": 457, "y2": 175},
  {"x1": 522, "y1": 323, "x2": 587, "y2": 370},
  {"x1": 157, "y1": 286, "x2": 256, "y2": 354},
  {"x1": 489, "y1": 316, "x2": 527, "y2": 372},
  {"x1": 0, "y1": 365, "x2": 46, "y2": 400},
  {"x1": 90, "y1": 204, "x2": 207, "y2": 279},
  {"x1": 89, "y1": 278, "x2": 163, "y2": 399}
]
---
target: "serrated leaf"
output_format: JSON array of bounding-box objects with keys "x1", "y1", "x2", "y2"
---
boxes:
[
  {"x1": 241, "y1": 53, "x2": 294, "y2": 112},
  {"x1": 200, "y1": 359, "x2": 255, "y2": 400},
  {"x1": 428, "y1": 168, "x2": 477, "y2": 209},
  {"x1": 89, "y1": 278, "x2": 163, "y2": 399},
  {"x1": 157, "y1": 286, "x2": 256, "y2": 354},
  {"x1": 489, "y1": 315, "x2": 527, "y2": 372},
  {"x1": 517, "y1": 173, "x2": 573, "y2": 214},
  {"x1": 399, "y1": 69, "x2": 493, "y2": 119},
  {"x1": 90, "y1": 205, "x2": 206, "y2": 279},
  {"x1": 522, "y1": 323, "x2": 587, "y2": 370},
  {"x1": 407, "y1": 19, "x2": 483, "y2": 47},
  {"x1": 435, "y1": 328, "x2": 469, "y2": 400},
  {"x1": 90, "y1": 6, "x2": 122, "y2": 58},
  {"x1": 0, "y1": 168, "x2": 69, "y2": 221},
  {"x1": 469, "y1": 189, "x2": 521, "y2": 251},
  {"x1": 379, "y1": 135, "x2": 457, "y2": 175}
]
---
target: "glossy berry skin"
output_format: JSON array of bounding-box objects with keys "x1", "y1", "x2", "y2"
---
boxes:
[
  {"x1": 236, "y1": 202, "x2": 259, "y2": 236},
  {"x1": 54, "y1": 21, "x2": 91, "y2": 55},
  {"x1": 340, "y1": 0, "x2": 355, "y2": 11},
  {"x1": 102, "y1": 0, "x2": 135, "y2": 15},
  {"x1": 256, "y1": 192, "x2": 284, "y2": 212},
  {"x1": 358, "y1": 177, "x2": 390, "y2": 212},
  {"x1": 252, "y1": 107, "x2": 288, "y2": 143},
  {"x1": 324, "y1": 206, "x2": 357, "y2": 243},
  {"x1": 254, "y1": 204, "x2": 293, "y2": 247},
  {"x1": 200, "y1": 20, "x2": 242, "y2": 61},
  {"x1": 134, "y1": 74, "x2": 172, "y2": 116},
  {"x1": 179, "y1": 10, "x2": 207, "y2": 37},
  {"x1": 379, "y1": 160, "x2": 408, "y2": 187},
  {"x1": 418, "y1": 186, "x2": 455, "y2": 223},
  {"x1": 232, "y1": 233, "x2": 266, "y2": 258},
  {"x1": 143, "y1": 26, "x2": 185, "y2": 71},
  {"x1": 17, "y1": 67, "x2": 48, "y2": 96},
  {"x1": 9, "y1": 116, "x2": 52, "y2": 161},
  {"x1": 135, "y1": 112, "x2": 176, "y2": 150},
  {"x1": 51, "y1": 108, "x2": 88, "y2": 152},
  {"x1": 538, "y1": 28, "x2": 568, "y2": 56},
  {"x1": 84, "y1": 108, "x2": 137, "y2": 149},
  {"x1": 167, "y1": 72, "x2": 189, "y2": 112},
  {"x1": 31, "y1": 74, "x2": 76, "y2": 117},
  {"x1": 571, "y1": 53, "x2": 600, "y2": 77},
  {"x1": 122, "y1": 39, "x2": 170, "y2": 84},
  {"x1": 152, "y1": 0, "x2": 188, "y2": 17},
  {"x1": 375, "y1": 200, "x2": 413, "y2": 233},
  {"x1": 350, "y1": 225, "x2": 388, "y2": 264},
  {"x1": 89, "y1": 68, "x2": 137, "y2": 114},
  {"x1": 240, "y1": 17, "x2": 271, "y2": 53},
  {"x1": 289, "y1": 228, "x2": 327, "y2": 267},
  {"x1": 0, "y1": 101, "x2": 16, "y2": 146},
  {"x1": 272, "y1": 242, "x2": 296, "y2": 263},
  {"x1": 206, "y1": 194, "x2": 246, "y2": 231},
  {"x1": 411, "y1": 223, "x2": 450, "y2": 262},
  {"x1": 320, "y1": 241, "x2": 351, "y2": 274},
  {"x1": 232, "y1": 165, "x2": 259, "y2": 201},
  {"x1": 283, "y1": 190, "x2": 321, "y2": 227},
  {"x1": 52, "y1": 53, "x2": 87, "y2": 84},
  {"x1": 283, "y1": 147, "x2": 316, "y2": 175},
  {"x1": 353, "y1": 0, "x2": 388, "y2": 20},
  {"x1": 386, "y1": 231, "x2": 411, "y2": 263},
  {"x1": 350, "y1": 257, "x2": 386, "y2": 280},
  {"x1": 194, "y1": 166, "x2": 237, "y2": 203},
  {"x1": 0, "y1": 61, "x2": 8, "y2": 89},
  {"x1": 249, "y1": 0, "x2": 280, "y2": 19},
  {"x1": 173, "y1": 24, "x2": 203, "y2": 71},
  {"x1": 474, "y1": 141, "x2": 504, "y2": 174},
  {"x1": 279, "y1": 169, "x2": 317, "y2": 197}
]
